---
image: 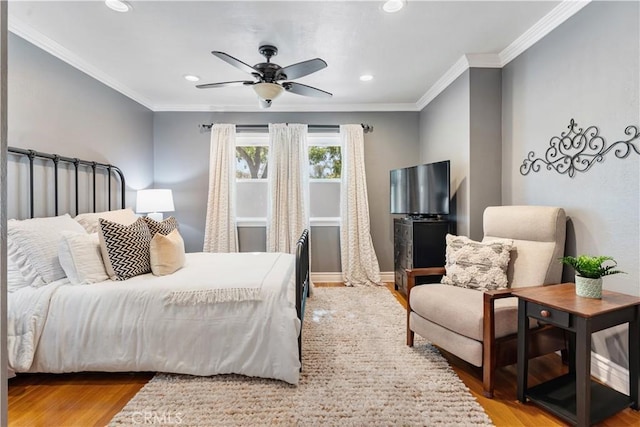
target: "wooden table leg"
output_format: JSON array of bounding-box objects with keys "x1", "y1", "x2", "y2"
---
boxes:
[
  {"x1": 630, "y1": 308, "x2": 639, "y2": 410},
  {"x1": 575, "y1": 317, "x2": 592, "y2": 426},
  {"x1": 517, "y1": 299, "x2": 529, "y2": 403}
]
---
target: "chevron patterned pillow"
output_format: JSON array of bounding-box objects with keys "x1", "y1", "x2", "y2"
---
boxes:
[
  {"x1": 143, "y1": 216, "x2": 179, "y2": 237},
  {"x1": 98, "y1": 217, "x2": 152, "y2": 281}
]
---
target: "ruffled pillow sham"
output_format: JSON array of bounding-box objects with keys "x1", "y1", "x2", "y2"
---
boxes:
[{"x1": 8, "y1": 214, "x2": 87, "y2": 287}]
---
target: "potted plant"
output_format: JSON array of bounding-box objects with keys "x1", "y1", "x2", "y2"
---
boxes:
[{"x1": 560, "y1": 255, "x2": 625, "y2": 299}]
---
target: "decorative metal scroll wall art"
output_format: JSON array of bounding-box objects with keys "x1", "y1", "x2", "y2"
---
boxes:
[{"x1": 520, "y1": 119, "x2": 640, "y2": 177}]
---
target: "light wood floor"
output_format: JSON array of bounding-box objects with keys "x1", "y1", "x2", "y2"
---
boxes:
[{"x1": 7, "y1": 283, "x2": 640, "y2": 426}]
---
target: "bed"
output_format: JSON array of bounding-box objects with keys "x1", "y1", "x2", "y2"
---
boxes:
[{"x1": 6, "y1": 147, "x2": 310, "y2": 385}]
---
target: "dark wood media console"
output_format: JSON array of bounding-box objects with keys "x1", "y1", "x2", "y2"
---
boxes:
[{"x1": 393, "y1": 217, "x2": 452, "y2": 296}]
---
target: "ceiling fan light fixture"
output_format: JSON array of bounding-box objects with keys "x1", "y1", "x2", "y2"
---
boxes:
[
  {"x1": 105, "y1": 0, "x2": 132, "y2": 13},
  {"x1": 183, "y1": 74, "x2": 200, "y2": 82},
  {"x1": 382, "y1": 0, "x2": 405, "y2": 13},
  {"x1": 360, "y1": 74, "x2": 374, "y2": 82},
  {"x1": 253, "y1": 82, "x2": 284, "y2": 101}
]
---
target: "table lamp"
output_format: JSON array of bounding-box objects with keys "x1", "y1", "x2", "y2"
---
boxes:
[{"x1": 136, "y1": 189, "x2": 175, "y2": 221}]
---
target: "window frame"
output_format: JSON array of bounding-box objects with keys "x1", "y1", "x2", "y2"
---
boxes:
[{"x1": 235, "y1": 131, "x2": 341, "y2": 227}]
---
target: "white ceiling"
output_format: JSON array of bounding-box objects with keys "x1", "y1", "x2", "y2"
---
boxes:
[{"x1": 8, "y1": 1, "x2": 587, "y2": 112}]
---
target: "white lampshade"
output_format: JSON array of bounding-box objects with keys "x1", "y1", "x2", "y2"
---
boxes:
[
  {"x1": 136, "y1": 189, "x2": 175, "y2": 221},
  {"x1": 253, "y1": 82, "x2": 284, "y2": 101}
]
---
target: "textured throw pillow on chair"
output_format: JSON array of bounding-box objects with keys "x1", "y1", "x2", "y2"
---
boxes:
[{"x1": 441, "y1": 234, "x2": 513, "y2": 291}]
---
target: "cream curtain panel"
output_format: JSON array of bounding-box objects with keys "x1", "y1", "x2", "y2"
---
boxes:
[
  {"x1": 203, "y1": 124, "x2": 238, "y2": 252},
  {"x1": 266, "y1": 123, "x2": 309, "y2": 254},
  {"x1": 340, "y1": 124, "x2": 381, "y2": 286}
]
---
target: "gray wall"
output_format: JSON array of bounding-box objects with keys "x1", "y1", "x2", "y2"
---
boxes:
[
  {"x1": 469, "y1": 69, "x2": 502, "y2": 241},
  {"x1": 7, "y1": 33, "x2": 154, "y2": 215},
  {"x1": 419, "y1": 71, "x2": 470, "y2": 236},
  {"x1": 418, "y1": 68, "x2": 502, "y2": 240},
  {"x1": 153, "y1": 111, "x2": 420, "y2": 272},
  {"x1": 502, "y1": 1, "x2": 639, "y2": 368}
]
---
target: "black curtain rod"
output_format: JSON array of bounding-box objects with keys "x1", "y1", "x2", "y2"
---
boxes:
[{"x1": 198, "y1": 123, "x2": 373, "y2": 133}]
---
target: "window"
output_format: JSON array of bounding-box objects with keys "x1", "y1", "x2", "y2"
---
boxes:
[
  {"x1": 308, "y1": 133, "x2": 341, "y2": 224},
  {"x1": 236, "y1": 134, "x2": 269, "y2": 222},
  {"x1": 235, "y1": 132, "x2": 341, "y2": 226}
]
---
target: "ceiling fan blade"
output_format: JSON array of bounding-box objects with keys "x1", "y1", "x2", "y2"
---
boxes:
[
  {"x1": 283, "y1": 82, "x2": 332, "y2": 98},
  {"x1": 211, "y1": 51, "x2": 261, "y2": 76},
  {"x1": 278, "y1": 58, "x2": 327, "y2": 80},
  {"x1": 196, "y1": 80, "x2": 255, "y2": 89}
]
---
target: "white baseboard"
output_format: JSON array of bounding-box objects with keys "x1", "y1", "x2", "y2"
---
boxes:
[
  {"x1": 590, "y1": 351, "x2": 629, "y2": 395},
  {"x1": 310, "y1": 271, "x2": 395, "y2": 283},
  {"x1": 310, "y1": 272, "x2": 342, "y2": 283}
]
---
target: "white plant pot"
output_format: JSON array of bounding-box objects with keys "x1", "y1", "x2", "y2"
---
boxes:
[{"x1": 575, "y1": 276, "x2": 603, "y2": 299}]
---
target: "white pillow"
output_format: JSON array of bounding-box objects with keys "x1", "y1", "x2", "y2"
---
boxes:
[
  {"x1": 8, "y1": 260, "x2": 29, "y2": 293},
  {"x1": 58, "y1": 231, "x2": 109, "y2": 285},
  {"x1": 8, "y1": 214, "x2": 87, "y2": 287},
  {"x1": 74, "y1": 208, "x2": 138, "y2": 234}
]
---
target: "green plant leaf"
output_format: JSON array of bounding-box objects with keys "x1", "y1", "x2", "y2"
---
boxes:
[{"x1": 559, "y1": 255, "x2": 625, "y2": 279}]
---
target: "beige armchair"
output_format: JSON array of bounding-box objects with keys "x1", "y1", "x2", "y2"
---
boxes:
[{"x1": 406, "y1": 205, "x2": 568, "y2": 398}]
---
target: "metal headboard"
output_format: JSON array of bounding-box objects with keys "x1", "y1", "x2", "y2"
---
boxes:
[{"x1": 8, "y1": 147, "x2": 126, "y2": 218}]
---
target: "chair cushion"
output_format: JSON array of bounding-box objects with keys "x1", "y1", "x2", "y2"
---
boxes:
[
  {"x1": 410, "y1": 284, "x2": 523, "y2": 342},
  {"x1": 483, "y1": 206, "x2": 566, "y2": 287}
]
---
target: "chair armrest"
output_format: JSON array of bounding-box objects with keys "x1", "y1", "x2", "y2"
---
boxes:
[
  {"x1": 405, "y1": 267, "x2": 446, "y2": 346},
  {"x1": 406, "y1": 267, "x2": 446, "y2": 279},
  {"x1": 406, "y1": 267, "x2": 446, "y2": 299},
  {"x1": 483, "y1": 288, "x2": 515, "y2": 302},
  {"x1": 482, "y1": 287, "x2": 517, "y2": 390},
  {"x1": 406, "y1": 267, "x2": 446, "y2": 316}
]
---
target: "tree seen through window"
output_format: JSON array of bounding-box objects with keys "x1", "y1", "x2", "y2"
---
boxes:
[{"x1": 236, "y1": 145, "x2": 340, "y2": 179}]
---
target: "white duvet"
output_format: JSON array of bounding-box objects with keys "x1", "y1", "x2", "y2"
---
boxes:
[{"x1": 8, "y1": 252, "x2": 301, "y2": 385}]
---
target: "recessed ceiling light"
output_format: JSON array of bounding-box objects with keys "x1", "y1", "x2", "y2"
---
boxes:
[
  {"x1": 360, "y1": 74, "x2": 374, "y2": 82},
  {"x1": 105, "y1": 0, "x2": 132, "y2": 13},
  {"x1": 183, "y1": 74, "x2": 200, "y2": 82},
  {"x1": 382, "y1": 0, "x2": 405, "y2": 13}
]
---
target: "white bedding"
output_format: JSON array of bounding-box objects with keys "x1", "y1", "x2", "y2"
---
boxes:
[{"x1": 8, "y1": 252, "x2": 301, "y2": 385}]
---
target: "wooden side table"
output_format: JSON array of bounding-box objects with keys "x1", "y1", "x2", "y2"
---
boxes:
[{"x1": 514, "y1": 283, "x2": 640, "y2": 426}]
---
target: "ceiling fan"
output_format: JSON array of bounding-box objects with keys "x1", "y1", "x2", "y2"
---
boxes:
[{"x1": 197, "y1": 45, "x2": 332, "y2": 108}]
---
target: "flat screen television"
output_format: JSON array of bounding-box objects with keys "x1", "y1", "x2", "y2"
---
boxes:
[{"x1": 390, "y1": 160, "x2": 450, "y2": 217}]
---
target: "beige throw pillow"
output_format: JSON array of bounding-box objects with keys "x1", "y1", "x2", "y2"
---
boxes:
[
  {"x1": 75, "y1": 208, "x2": 138, "y2": 234},
  {"x1": 441, "y1": 234, "x2": 513, "y2": 291},
  {"x1": 150, "y1": 228, "x2": 186, "y2": 276}
]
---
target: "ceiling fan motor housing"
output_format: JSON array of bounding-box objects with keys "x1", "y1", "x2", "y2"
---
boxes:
[{"x1": 254, "y1": 62, "x2": 283, "y2": 82}]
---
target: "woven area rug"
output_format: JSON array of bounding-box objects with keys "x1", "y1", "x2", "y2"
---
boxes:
[{"x1": 110, "y1": 287, "x2": 493, "y2": 426}]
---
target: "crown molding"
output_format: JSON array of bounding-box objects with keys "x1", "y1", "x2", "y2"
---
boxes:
[
  {"x1": 416, "y1": 0, "x2": 591, "y2": 112},
  {"x1": 153, "y1": 102, "x2": 419, "y2": 113},
  {"x1": 466, "y1": 53, "x2": 502, "y2": 68},
  {"x1": 415, "y1": 55, "x2": 469, "y2": 111},
  {"x1": 8, "y1": 16, "x2": 155, "y2": 110},
  {"x1": 499, "y1": 0, "x2": 591, "y2": 65},
  {"x1": 9, "y1": 0, "x2": 590, "y2": 114}
]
